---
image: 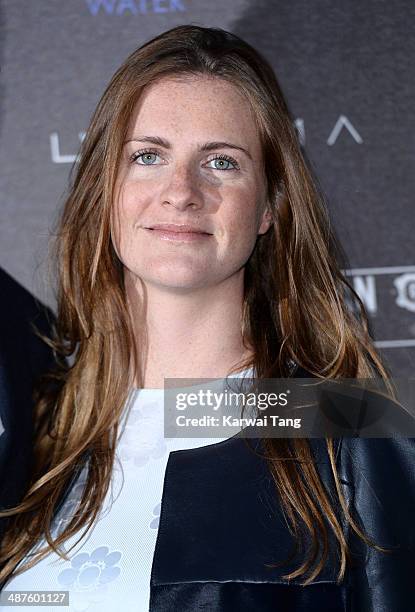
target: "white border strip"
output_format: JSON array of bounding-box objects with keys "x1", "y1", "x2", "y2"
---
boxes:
[
  {"x1": 343, "y1": 265, "x2": 415, "y2": 276},
  {"x1": 374, "y1": 339, "x2": 415, "y2": 349}
]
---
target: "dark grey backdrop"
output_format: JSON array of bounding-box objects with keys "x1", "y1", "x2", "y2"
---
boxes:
[{"x1": 1, "y1": 0, "x2": 414, "y2": 375}]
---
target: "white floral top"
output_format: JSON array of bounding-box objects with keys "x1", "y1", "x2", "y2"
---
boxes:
[{"x1": 2, "y1": 368, "x2": 253, "y2": 612}]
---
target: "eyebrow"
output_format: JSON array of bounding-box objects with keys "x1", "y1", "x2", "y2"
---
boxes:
[{"x1": 123, "y1": 135, "x2": 252, "y2": 160}]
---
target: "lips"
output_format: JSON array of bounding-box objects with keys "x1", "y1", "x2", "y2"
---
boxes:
[
  {"x1": 145, "y1": 224, "x2": 212, "y2": 235},
  {"x1": 143, "y1": 224, "x2": 213, "y2": 242}
]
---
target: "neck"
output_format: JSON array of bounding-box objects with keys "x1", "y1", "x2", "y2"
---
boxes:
[{"x1": 125, "y1": 270, "x2": 252, "y2": 389}]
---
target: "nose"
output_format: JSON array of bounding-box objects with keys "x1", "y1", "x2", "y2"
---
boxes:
[{"x1": 159, "y1": 162, "x2": 204, "y2": 211}]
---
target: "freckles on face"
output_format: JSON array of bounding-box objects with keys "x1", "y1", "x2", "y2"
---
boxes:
[{"x1": 111, "y1": 75, "x2": 271, "y2": 291}]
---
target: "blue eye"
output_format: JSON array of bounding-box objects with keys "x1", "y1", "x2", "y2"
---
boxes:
[
  {"x1": 130, "y1": 149, "x2": 161, "y2": 165},
  {"x1": 206, "y1": 155, "x2": 239, "y2": 171}
]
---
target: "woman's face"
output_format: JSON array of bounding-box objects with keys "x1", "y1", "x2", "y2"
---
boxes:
[{"x1": 112, "y1": 75, "x2": 271, "y2": 293}]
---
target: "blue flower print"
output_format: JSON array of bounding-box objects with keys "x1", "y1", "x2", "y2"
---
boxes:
[
  {"x1": 58, "y1": 546, "x2": 122, "y2": 612},
  {"x1": 57, "y1": 546, "x2": 121, "y2": 590},
  {"x1": 57, "y1": 546, "x2": 122, "y2": 610},
  {"x1": 150, "y1": 502, "x2": 161, "y2": 529}
]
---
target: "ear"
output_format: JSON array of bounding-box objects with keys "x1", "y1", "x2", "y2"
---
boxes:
[{"x1": 258, "y1": 205, "x2": 273, "y2": 235}]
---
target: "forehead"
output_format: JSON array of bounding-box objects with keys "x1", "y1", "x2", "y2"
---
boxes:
[{"x1": 126, "y1": 75, "x2": 261, "y2": 149}]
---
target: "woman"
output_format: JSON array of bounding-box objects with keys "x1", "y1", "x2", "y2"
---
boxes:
[{"x1": 0, "y1": 24, "x2": 413, "y2": 611}]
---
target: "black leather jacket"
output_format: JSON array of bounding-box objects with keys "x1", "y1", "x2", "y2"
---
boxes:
[{"x1": 150, "y1": 433, "x2": 415, "y2": 611}]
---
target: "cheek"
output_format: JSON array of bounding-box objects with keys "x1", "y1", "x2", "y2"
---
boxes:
[
  {"x1": 111, "y1": 186, "x2": 142, "y2": 258},
  {"x1": 221, "y1": 188, "x2": 263, "y2": 239},
  {"x1": 113, "y1": 181, "x2": 150, "y2": 228}
]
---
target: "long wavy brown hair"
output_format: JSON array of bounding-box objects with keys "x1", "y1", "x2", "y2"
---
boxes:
[{"x1": 0, "y1": 24, "x2": 394, "y2": 586}]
